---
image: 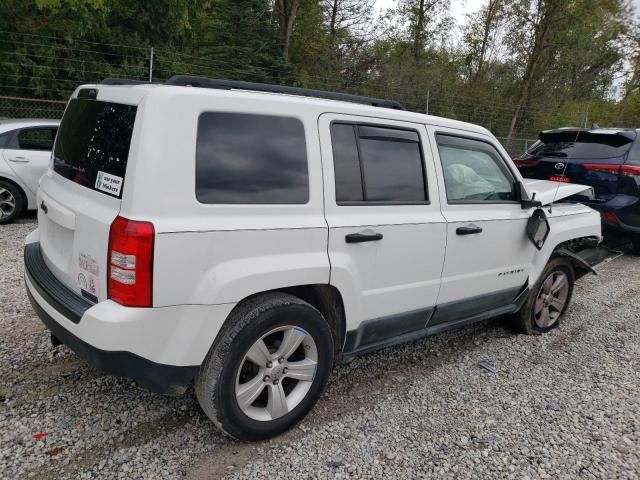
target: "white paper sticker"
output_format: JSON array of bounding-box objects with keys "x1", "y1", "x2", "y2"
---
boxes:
[{"x1": 95, "y1": 170, "x2": 123, "y2": 196}]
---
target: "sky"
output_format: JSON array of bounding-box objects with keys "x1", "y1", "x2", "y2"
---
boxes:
[{"x1": 375, "y1": 0, "x2": 640, "y2": 26}]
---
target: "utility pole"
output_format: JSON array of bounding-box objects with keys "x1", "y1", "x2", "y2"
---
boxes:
[
  {"x1": 426, "y1": 90, "x2": 430, "y2": 115},
  {"x1": 149, "y1": 47, "x2": 154, "y2": 83}
]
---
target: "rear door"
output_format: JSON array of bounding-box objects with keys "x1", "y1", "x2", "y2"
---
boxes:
[
  {"x1": 320, "y1": 114, "x2": 446, "y2": 346},
  {"x1": 428, "y1": 128, "x2": 533, "y2": 323},
  {"x1": 2, "y1": 126, "x2": 57, "y2": 195},
  {"x1": 37, "y1": 92, "x2": 139, "y2": 304}
]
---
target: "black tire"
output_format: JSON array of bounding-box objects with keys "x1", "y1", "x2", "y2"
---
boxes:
[
  {"x1": 195, "y1": 292, "x2": 334, "y2": 441},
  {"x1": 0, "y1": 180, "x2": 24, "y2": 225},
  {"x1": 630, "y1": 235, "x2": 640, "y2": 256},
  {"x1": 512, "y1": 257, "x2": 575, "y2": 335}
]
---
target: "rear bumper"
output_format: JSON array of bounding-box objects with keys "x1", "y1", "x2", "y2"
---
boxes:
[
  {"x1": 24, "y1": 241, "x2": 234, "y2": 394},
  {"x1": 26, "y1": 285, "x2": 197, "y2": 394}
]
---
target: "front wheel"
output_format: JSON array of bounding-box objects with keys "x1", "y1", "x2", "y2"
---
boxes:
[
  {"x1": 195, "y1": 292, "x2": 334, "y2": 441},
  {"x1": 513, "y1": 257, "x2": 575, "y2": 335}
]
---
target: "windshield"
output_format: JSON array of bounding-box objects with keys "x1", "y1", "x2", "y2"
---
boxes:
[{"x1": 53, "y1": 98, "x2": 137, "y2": 198}]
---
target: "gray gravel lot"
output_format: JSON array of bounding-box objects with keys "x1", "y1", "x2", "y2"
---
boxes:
[{"x1": 1, "y1": 217, "x2": 639, "y2": 479}]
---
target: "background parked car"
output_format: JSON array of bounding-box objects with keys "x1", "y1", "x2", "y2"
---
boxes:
[
  {"x1": 0, "y1": 118, "x2": 59, "y2": 224},
  {"x1": 514, "y1": 127, "x2": 640, "y2": 252}
]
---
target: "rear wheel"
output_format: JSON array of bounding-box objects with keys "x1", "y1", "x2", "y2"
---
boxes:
[
  {"x1": 513, "y1": 258, "x2": 574, "y2": 335},
  {"x1": 0, "y1": 180, "x2": 24, "y2": 225},
  {"x1": 195, "y1": 292, "x2": 334, "y2": 441}
]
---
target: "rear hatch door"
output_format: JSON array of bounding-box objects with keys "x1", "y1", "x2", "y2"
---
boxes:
[
  {"x1": 516, "y1": 130, "x2": 635, "y2": 202},
  {"x1": 37, "y1": 89, "x2": 140, "y2": 304}
]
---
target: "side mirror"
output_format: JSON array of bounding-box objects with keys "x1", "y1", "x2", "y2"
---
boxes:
[
  {"x1": 516, "y1": 181, "x2": 542, "y2": 209},
  {"x1": 527, "y1": 208, "x2": 550, "y2": 250}
]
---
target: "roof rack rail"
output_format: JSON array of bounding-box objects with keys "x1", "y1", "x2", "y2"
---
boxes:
[
  {"x1": 100, "y1": 78, "x2": 150, "y2": 85},
  {"x1": 164, "y1": 75, "x2": 406, "y2": 110}
]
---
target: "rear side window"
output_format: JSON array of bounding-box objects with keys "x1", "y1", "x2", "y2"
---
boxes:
[
  {"x1": 530, "y1": 132, "x2": 634, "y2": 159},
  {"x1": 53, "y1": 98, "x2": 137, "y2": 198},
  {"x1": 18, "y1": 128, "x2": 57, "y2": 151},
  {"x1": 196, "y1": 112, "x2": 308, "y2": 204},
  {"x1": 330, "y1": 122, "x2": 427, "y2": 203}
]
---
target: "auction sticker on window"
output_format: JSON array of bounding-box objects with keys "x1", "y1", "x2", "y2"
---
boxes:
[{"x1": 95, "y1": 170, "x2": 123, "y2": 196}]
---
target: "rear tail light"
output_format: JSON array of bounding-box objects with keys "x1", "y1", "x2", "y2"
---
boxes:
[
  {"x1": 108, "y1": 216, "x2": 154, "y2": 307},
  {"x1": 584, "y1": 164, "x2": 621, "y2": 174},
  {"x1": 620, "y1": 165, "x2": 640, "y2": 177},
  {"x1": 603, "y1": 210, "x2": 620, "y2": 225},
  {"x1": 513, "y1": 159, "x2": 540, "y2": 167},
  {"x1": 584, "y1": 164, "x2": 640, "y2": 179}
]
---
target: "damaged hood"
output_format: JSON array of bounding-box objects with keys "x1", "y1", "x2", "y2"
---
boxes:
[{"x1": 522, "y1": 179, "x2": 594, "y2": 206}]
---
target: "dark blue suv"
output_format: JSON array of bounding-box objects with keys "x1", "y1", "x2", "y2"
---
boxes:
[{"x1": 514, "y1": 127, "x2": 640, "y2": 251}]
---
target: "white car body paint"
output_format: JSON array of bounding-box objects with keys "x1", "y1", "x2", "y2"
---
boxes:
[
  {"x1": 522, "y1": 179, "x2": 595, "y2": 206},
  {"x1": 0, "y1": 119, "x2": 59, "y2": 210},
  {"x1": 26, "y1": 83, "x2": 602, "y2": 371}
]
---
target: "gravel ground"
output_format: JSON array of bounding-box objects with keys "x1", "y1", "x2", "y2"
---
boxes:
[{"x1": 1, "y1": 216, "x2": 639, "y2": 479}]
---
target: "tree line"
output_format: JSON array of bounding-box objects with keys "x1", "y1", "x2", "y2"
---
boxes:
[{"x1": 0, "y1": 0, "x2": 638, "y2": 141}]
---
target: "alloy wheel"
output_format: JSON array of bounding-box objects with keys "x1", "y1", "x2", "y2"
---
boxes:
[
  {"x1": 0, "y1": 187, "x2": 16, "y2": 219},
  {"x1": 534, "y1": 270, "x2": 570, "y2": 328},
  {"x1": 235, "y1": 326, "x2": 318, "y2": 422}
]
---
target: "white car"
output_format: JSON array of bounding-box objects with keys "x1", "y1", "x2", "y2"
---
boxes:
[
  {"x1": 0, "y1": 118, "x2": 59, "y2": 223},
  {"x1": 25, "y1": 78, "x2": 604, "y2": 440}
]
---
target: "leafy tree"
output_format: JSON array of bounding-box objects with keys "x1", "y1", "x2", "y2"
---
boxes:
[{"x1": 462, "y1": 0, "x2": 508, "y2": 90}]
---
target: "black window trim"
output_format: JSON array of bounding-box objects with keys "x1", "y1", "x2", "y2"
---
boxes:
[
  {"x1": 330, "y1": 120, "x2": 430, "y2": 206},
  {"x1": 435, "y1": 131, "x2": 520, "y2": 206},
  {"x1": 16, "y1": 126, "x2": 58, "y2": 151}
]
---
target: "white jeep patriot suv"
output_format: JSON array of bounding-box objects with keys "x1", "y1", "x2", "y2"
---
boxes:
[{"x1": 25, "y1": 77, "x2": 605, "y2": 440}]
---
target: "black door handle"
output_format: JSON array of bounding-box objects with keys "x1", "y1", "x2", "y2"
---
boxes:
[
  {"x1": 345, "y1": 232, "x2": 383, "y2": 243},
  {"x1": 456, "y1": 224, "x2": 483, "y2": 235}
]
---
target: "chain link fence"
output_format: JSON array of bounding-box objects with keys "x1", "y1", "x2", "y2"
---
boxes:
[
  {"x1": 0, "y1": 94, "x2": 536, "y2": 157},
  {"x1": 496, "y1": 137, "x2": 538, "y2": 158},
  {"x1": 0, "y1": 95, "x2": 66, "y2": 120}
]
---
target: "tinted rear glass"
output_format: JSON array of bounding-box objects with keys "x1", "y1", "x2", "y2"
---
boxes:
[
  {"x1": 196, "y1": 112, "x2": 308, "y2": 204},
  {"x1": 53, "y1": 98, "x2": 137, "y2": 198},
  {"x1": 530, "y1": 132, "x2": 634, "y2": 159}
]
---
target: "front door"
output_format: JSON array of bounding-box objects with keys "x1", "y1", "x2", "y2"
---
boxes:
[
  {"x1": 2, "y1": 127, "x2": 57, "y2": 195},
  {"x1": 319, "y1": 114, "x2": 447, "y2": 353},
  {"x1": 427, "y1": 127, "x2": 534, "y2": 324}
]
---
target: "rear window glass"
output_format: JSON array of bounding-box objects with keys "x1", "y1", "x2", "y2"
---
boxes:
[
  {"x1": 53, "y1": 98, "x2": 137, "y2": 198},
  {"x1": 530, "y1": 132, "x2": 634, "y2": 159},
  {"x1": 196, "y1": 112, "x2": 308, "y2": 204}
]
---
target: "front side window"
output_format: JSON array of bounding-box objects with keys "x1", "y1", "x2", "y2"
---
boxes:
[
  {"x1": 330, "y1": 122, "x2": 427, "y2": 203},
  {"x1": 18, "y1": 128, "x2": 57, "y2": 151},
  {"x1": 196, "y1": 112, "x2": 308, "y2": 204},
  {"x1": 436, "y1": 135, "x2": 515, "y2": 203}
]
